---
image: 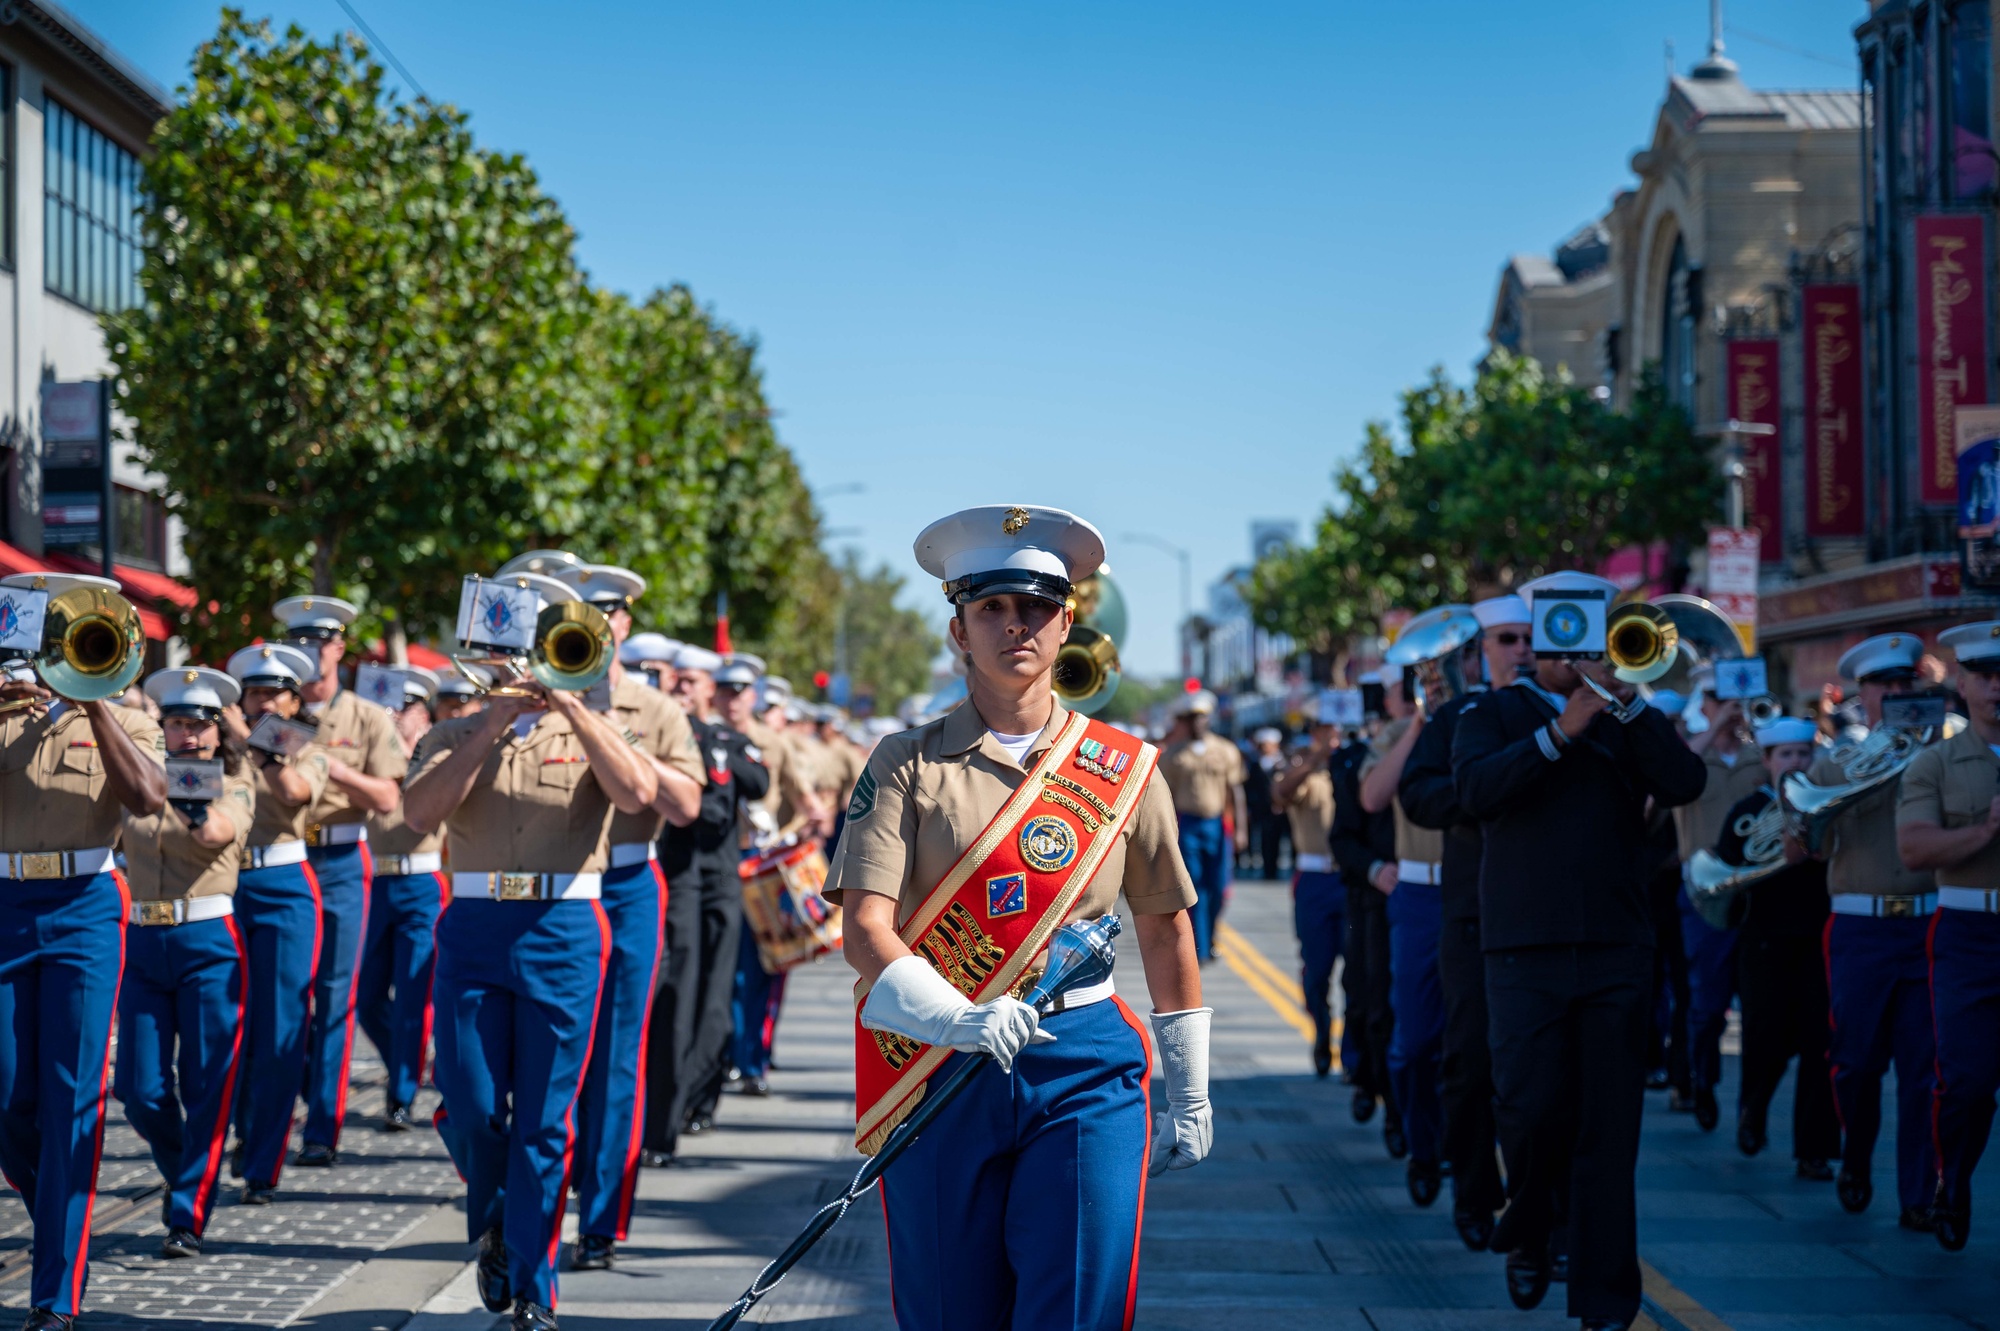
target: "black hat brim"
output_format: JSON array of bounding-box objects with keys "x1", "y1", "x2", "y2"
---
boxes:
[{"x1": 944, "y1": 570, "x2": 1074, "y2": 607}]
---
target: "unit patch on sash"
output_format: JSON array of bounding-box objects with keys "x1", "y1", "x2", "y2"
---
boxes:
[
  {"x1": 1019, "y1": 813, "x2": 1078, "y2": 873},
  {"x1": 986, "y1": 872, "x2": 1027, "y2": 919}
]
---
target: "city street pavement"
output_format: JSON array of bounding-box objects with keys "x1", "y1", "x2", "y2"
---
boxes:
[{"x1": 8, "y1": 877, "x2": 1998, "y2": 1328}]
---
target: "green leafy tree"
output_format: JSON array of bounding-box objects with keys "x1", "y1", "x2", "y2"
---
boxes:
[
  {"x1": 824, "y1": 552, "x2": 943, "y2": 716},
  {"x1": 1248, "y1": 353, "x2": 1717, "y2": 652},
  {"x1": 108, "y1": 12, "x2": 591, "y2": 655}
]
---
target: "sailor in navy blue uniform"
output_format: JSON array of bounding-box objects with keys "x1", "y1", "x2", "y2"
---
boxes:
[
  {"x1": 1453, "y1": 572, "x2": 1705, "y2": 1329},
  {"x1": 0, "y1": 572, "x2": 165, "y2": 1331},
  {"x1": 1895, "y1": 620, "x2": 2000, "y2": 1251}
]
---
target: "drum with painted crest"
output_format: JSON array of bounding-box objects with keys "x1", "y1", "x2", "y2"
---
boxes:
[{"x1": 739, "y1": 841, "x2": 842, "y2": 974}]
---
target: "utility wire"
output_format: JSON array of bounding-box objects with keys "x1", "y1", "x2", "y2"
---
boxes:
[
  {"x1": 1725, "y1": 24, "x2": 1854, "y2": 73},
  {"x1": 332, "y1": 0, "x2": 428, "y2": 100}
]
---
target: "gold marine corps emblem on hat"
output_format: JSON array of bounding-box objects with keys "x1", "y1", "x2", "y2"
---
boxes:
[{"x1": 1002, "y1": 506, "x2": 1030, "y2": 535}]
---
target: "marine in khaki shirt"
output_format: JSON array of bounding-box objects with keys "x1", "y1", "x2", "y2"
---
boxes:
[
  {"x1": 300, "y1": 688, "x2": 407, "y2": 834},
  {"x1": 1279, "y1": 765, "x2": 1336, "y2": 865},
  {"x1": 122, "y1": 772, "x2": 255, "y2": 903},
  {"x1": 826, "y1": 701, "x2": 1196, "y2": 924},
  {"x1": 1158, "y1": 730, "x2": 1246, "y2": 821},
  {"x1": 0, "y1": 691, "x2": 166, "y2": 854},
  {"x1": 602, "y1": 674, "x2": 705, "y2": 851},
  {"x1": 1359, "y1": 716, "x2": 1444, "y2": 867},
  {"x1": 1810, "y1": 744, "x2": 1936, "y2": 898},
  {"x1": 1896, "y1": 723, "x2": 2000, "y2": 889}
]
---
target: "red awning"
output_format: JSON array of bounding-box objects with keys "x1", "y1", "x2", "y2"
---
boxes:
[
  {"x1": 0, "y1": 541, "x2": 176, "y2": 641},
  {"x1": 357, "y1": 639, "x2": 453, "y2": 672}
]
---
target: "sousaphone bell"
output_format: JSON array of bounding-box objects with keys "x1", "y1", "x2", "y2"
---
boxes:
[
  {"x1": 1384, "y1": 604, "x2": 1482, "y2": 719},
  {"x1": 1053, "y1": 569, "x2": 1126, "y2": 716}
]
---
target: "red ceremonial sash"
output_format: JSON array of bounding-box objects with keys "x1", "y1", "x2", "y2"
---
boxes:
[{"x1": 852, "y1": 711, "x2": 1159, "y2": 1153}]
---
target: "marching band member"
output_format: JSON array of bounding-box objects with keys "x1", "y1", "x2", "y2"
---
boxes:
[
  {"x1": 830, "y1": 504, "x2": 1208, "y2": 1331},
  {"x1": 554, "y1": 563, "x2": 704, "y2": 1272},
  {"x1": 222, "y1": 642, "x2": 331, "y2": 1203},
  {"x1": 619, "y1": 631, "x2": 681, "y2": 694},
  {"x1": 434, "y1": 665, "x2": 491, "y2": 721},
  {"x1": 1329, "y1": 673, "x2": 1404, "y2": 1154},
  {"x1": 1159, "y1": 689, "x2": 1247, "y2": 962},
  {"x1": 1895, "y1": 620, "x2": 2000, "y2": 1251},
  {"x1": 645, "y1": 644, "x2": 770, "y2": 1161},
  {"x1": 1712, "y1": 716, "x2": 1835, "y2": 1178},
  {"x1": 1272, "y1": 711, "x2": 1342, "y2": 1078},
  {"x1": 1672, "y1": 670, "x2": 1767, "y2": 1133},
  {"x1": 1359, "y1": 657, "x2": 1451, "y2": 1208},
  {"x1": 1810, "y1": 633, "x2": 1936, "y2": 1227},
  {"x1": 118, "y1": 667, "x2": 254, "y2": 1261},
  {"x1": 1454, "y1": 572, "x2": 1704, "y2": 1329},
  {"x1": 1397, "y1": 593, "x2": 1534, "y2": 1250},
  {"x1": 0, "y1": 571, "x2": 164, "y2": 1327},
  {"x1": 357, "y1": 666, "x2": 448, "y2": 1134},
  {"x1": 275, "y1": 596, "x2": 407, "y2": 1169},
  {"x1": 0, "y1": 573, "x2": 165, "y2": 1331},
  {"x1": 401, "y1": 568, "x2": 658, "y2": 1331}
]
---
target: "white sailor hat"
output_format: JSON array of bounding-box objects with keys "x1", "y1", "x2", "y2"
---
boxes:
[
  {"x1": 144, "y1": 666, "x2": 240, "y2": 719},
  {"x1": 1516, "y1": 571, "x2": 1622, "y2": 601},
  {"x1": 674, "y1": 645, "x2": 723, "y2": 674},
  {"x1": 1356, "y1": 670, "x2": 1382, "y2": 686},
  {"x1": 225, "y1": 642, "x2": 319, "y2": 691},
  {"x1": 1253, "y1": 726, "x2": 1283, "y2": 744},
  {"x1": 913, "y1": 504, "x2": 1106, "y2": 606},
  {"x1": 396, "y1": 665, "x2": 440, "y2": 704},
  {"x1": 1472, "y1": 594, "x2": 1529, "y2": 628},
  {"x1": 715, "y1": 653, "x2": 764, "y2": 688},
  {"x1": 1754, "y1": 716, "x2": 1817, "y2": 748},
  {"x1": 436, "y1": 664, "x2": 491, "y2": 698},
  {"x1": 1837, "y1": 632, "x2": 1924, "y2": 683},
  {"x1": 273, "y1": 595, "x2": 358, "y2": 640},
  {"x1": 1940, "y1": 620, "x2": 2000, "y2": 672},
  {"x1": 620, "y1": 633, "x2": 681, "y2": 666},
  {"x1": 558, "y1": 563, "x2": 645, "y2": 611},
  {"x1": 1, "y1": 571, "x2": 123, "y2": 597},
  {"x1": 762, "y1": 675, "x2": 795, "y2": 708},
  {"x1": 496, "y1": 549, "x2": 585, "y2": 580},
  {"x1": 1648, "y1": 689, "x2": 1689, "y2": 717},
  {"x1": 1172, "y1": 688, "x2": 1218, "y2": 717}
]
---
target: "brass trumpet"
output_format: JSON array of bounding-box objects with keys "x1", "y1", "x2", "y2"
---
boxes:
[
  {"x1": 452, "y1": 600, "x2": 613, "y2": 698},
  {"x1": 36, "y1": 585, "x2": 145, "y2": 702}
]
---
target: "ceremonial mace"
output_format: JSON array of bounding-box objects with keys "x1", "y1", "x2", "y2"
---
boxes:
[{"x1": 705, "y1": 914, "x2": 1123, "y2": 1331}]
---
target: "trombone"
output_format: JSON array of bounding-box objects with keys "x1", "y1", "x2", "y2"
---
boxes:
[
  {"x1": 1577, "y1": 601, "x2": 1678, "y2": 722},
  {"x1": 452, "y1": 600, "x2": 614, "y2": 698},
  {"x1": 0, "y1": 584, "x2": 145, "y2": 713}
]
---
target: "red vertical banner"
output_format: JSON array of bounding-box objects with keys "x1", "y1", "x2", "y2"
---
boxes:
[
  {"x1": 1726, "y1": 338, "x2": 1783, "y2": 561},
  {"x1": 1801, "y1": 283, "x2": 1866, "y2": 536},
  {"x1": 1915, "y1": 215, "x2": 1990, "y2": 504}
]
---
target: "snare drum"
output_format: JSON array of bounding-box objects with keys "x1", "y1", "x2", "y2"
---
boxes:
[{"x1": 738, "y1": 841, "x2": 842, "y2": 974}]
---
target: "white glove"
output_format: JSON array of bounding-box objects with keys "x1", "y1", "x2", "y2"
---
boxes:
[
  {"x1": 1149, "y1": 1007, "x2": 1213, "y2": 1176},
  {"x1": 859, "y1": 955, "x2": 1055, "y2": 1072}
]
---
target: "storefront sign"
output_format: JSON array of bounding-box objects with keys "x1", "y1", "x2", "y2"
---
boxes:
[
  {"x1": 1915, "y1": 215, "x2": 1990, "y2": 505},
  {"x1": 1760, "y1": 555, "x2": 1967, "y2": 637},
  {"x1": 1801, "y1": 283, "x2": 1865, "y2": 536},
  {"x1": 1706, "y1": 526, "x2": 1761, "y2": 653},
  {"x1": 1725, "y1": 340, "x2": 1783, "y2": 561},
  {"x1": 1956, "y1": 404, "x2": 2000, "y2": 589}
]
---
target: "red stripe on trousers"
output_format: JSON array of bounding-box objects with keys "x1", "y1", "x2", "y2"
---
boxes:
[
  {"x1": 419, "y1": 871, "x2": 447, "y2": 1094},
  {"x1": 1928, "y1": 910, "x2": 1947, "y2": 1194},
  {"x1": 324, "y1": 844, "x2": 374, "y2": 1148},
  {"x1": 615, "y1": 862, "x2": 668, "y2": 1240},
  {"x1": 274, "y1": 861, "x2": 325, "y2": 1185},
  {"x1": 1822, "y1": 913, "x2": 1846, "y2": 1138},
  {"x1": 1110, "y1": 995, "x2": 1154, "y2": 1331},
  {"x1": 194, "y1": 916, "x2": 252, "y2": 1233},
  {"x1": 547, "y1": 902, "x2": 614, "y2": 1309},
  {"x1": 71, "y1": 871, "x2": 132, "y2": 1313}
]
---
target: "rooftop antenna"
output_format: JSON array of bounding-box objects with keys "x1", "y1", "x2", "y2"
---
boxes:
[
  {"x1": 1665, "y1": 38, "x2": 1676, "y2": 77},
  {"x1": 1691, "y1": 0, "x2": 1739, "y2": 79}
]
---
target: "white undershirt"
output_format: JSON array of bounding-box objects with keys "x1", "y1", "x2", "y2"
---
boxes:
[{"x1": 989, "y1": 729, "x2": 1039, "y2": 767}]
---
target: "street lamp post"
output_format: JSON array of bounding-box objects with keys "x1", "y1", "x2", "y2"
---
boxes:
[{"x1": 1122, "y1": 531, "x2": 1193, "y2": 679}]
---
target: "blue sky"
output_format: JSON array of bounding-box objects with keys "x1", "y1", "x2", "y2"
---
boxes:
[{"x1": 71, "y1": 0, "x2": 1866, "y2": 676}]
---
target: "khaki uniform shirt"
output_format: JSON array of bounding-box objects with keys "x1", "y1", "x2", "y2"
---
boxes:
[
  {"x1": 1359, "y1": 719, "x2": 1443, "y2": 864},
  {"x1": 0, "y1": 701, "x2": 164, "y2": 852},
  {"x1": 1281, "y1": 767, "x2": 1335, "y2": 860},
  {"x1": 1897, "y1": 726, "x2": 2000, "y2": 889},
  {"x1": 603, "y1": 676, "x2": 705, "y2": 849},
  {"x1": 826, "y1": 701, "x2": 1196, "y2": 923},
  {"x1": 743, "y1": 718, "x2": 816, "y2": 837},
  {"x1": 819, "y1": 739, "x2": 868, "y2": 805},
  {"x1": 1159, "y1": 735, "x2": 1244, "y2": 819},
  {"x1": 1674, "y1": 746, "x2": 1770, "y2": 863},
  {"x1": 302, "y1": 689, "x2": 407, "y2": 830},
  {"x1": 409, "y1": 710, "x2": 636, "y2": 874},
  {"x1": 248, "y1": 748, "x2": 331, "y2": 846},
  {"x1": 121, "y1": 773, "x2": 255, "y2": 901},
  {"x1": 1810, "y1": 744, "x2": 1934, "y2": 897}
]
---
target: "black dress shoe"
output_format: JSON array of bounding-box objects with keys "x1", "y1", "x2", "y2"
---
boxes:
[
  {"x1": 161, "y1": 1227, "x2": 202, "y2": 1259},
  {"x1": 477, "y1": 1226, "x2": 512, "y2": 1313},
  {"x1": 229, "y1": 1141, "x2": 244, "y2": 1180},
  {"x1": 512, "y1": 1298, "x2": 559, "y2": 1330},
  {"x1": 1406, "y1": 1159, "x2": 1441, "y2": 1208},
  {"x1": 295, "y1": 1142, "x2": 337, "y2": 1168},
  {"x1": 1736, "y1": 1120, "x2": 1767, "y2": 1157},
  {"x1": 1836, "y1": 1168, "x2": 1873, "y2": 1214},
  {"x1": 1452, "y1": 1208, "x2": 1494, "y2": 1251},
  {"x1": 1934, "y1": 1200, "x2": 1970, "y2": 1252},
  {"x1": 641, "y1": 1149, "x2": 674, "y2": 1168},
  {"x1": 242, "y1": 1179, "x2": 276, "y2": 1206},
  {"x1": 1645, "y1": 1067, "x2": 1671, "y2": 1091},
  {"x1": 743, "y1": 1075, "x2": 771, "y2": 1098},
  {"x1": 1350, "y1": 1088, "x2": 1376, "y2": 1124},
  {"x1": 1666, "y1": 1087, "x2": 1695, "y2": 1113},
  {"x1": 1504, "y1": 1248, "x2": 1551, "y2": 1310},
  {"x1": 1693, "y1": 1087, "x2": 1719, "y2": 1132},
  {"x1": 1312, "y1": 1044, "x2": 1333, "y2": 1079},
  {"x1": 380, "y1": 1105, "x2": 413, "y2": 1134},
  {"x1": 572, "y1": 1233, "x2": 615, "y2": 1270},
  {"x1": 1382, "y1": 1120, "x2": 1409, "y2": 1160},
  {"x1": 1796, "y1": 1158, "x2": 1834, "y2": 1182},
  {"x1": 684, "y1": 1114, "x2": 714, "y2": 1136},
  {"x1": 1899, "y1": 1206, "x2": 1936, "y2": 1233},
  {"x1": 1550, "y1": 1250, "x2": 1569, "y2": 1283},
  {"x1": 21, "y1": 1311, "x2": 73, "y2": 1330}
]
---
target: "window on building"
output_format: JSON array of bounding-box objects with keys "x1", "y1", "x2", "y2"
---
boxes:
[
  {"x1": 112, "y1": 484, "x2": 164, "y2": 569},
  {"x1": 1949, "y1": 1, "x2": 1994, "y2": 200},
  {"x1": 44, "y1": 99, "x2": 140, "y2": 313},
  {"x1": 1660, "y1": 236, "x2": 1697, "y2": 416}
]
